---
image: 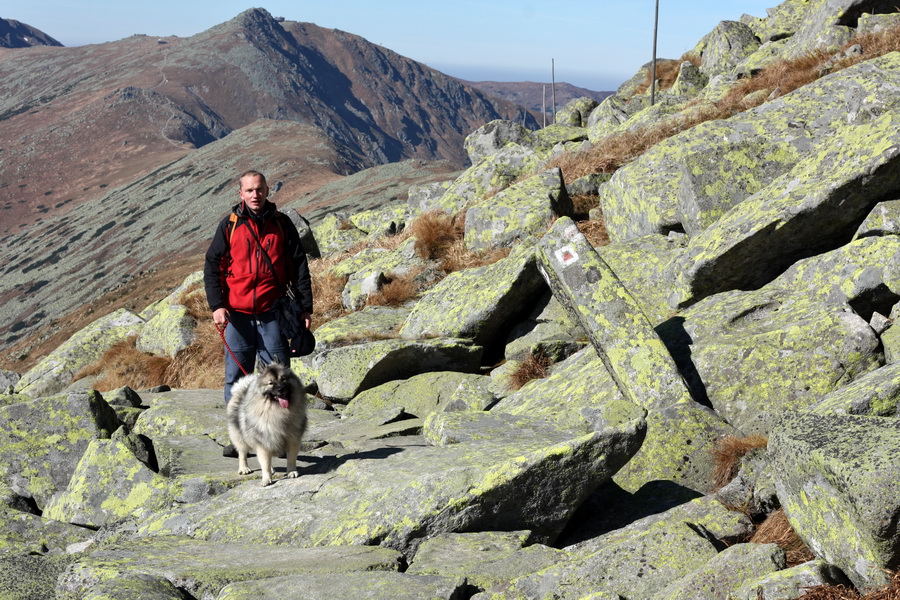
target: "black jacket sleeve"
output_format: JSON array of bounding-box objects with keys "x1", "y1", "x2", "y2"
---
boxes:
[
  {"x1": 281, "y1": 213, "x2": 314, "y2": 314},
  {"x1": 204, "y1": 216, "x2": 231, "y2": 312}
]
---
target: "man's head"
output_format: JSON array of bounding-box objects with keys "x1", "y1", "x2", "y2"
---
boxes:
[{"x1": 239, "y1": 170, "x2": 269, "y2": 214}]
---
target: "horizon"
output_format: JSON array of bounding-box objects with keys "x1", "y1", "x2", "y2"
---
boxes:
[{"x1": 9, "y1": 1, "x2": 777, "y2": 91}]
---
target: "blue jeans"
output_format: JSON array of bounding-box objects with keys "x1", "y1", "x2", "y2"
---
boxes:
[{"x1": 223, "y1": 310, "x2": 288, "y2": 404}]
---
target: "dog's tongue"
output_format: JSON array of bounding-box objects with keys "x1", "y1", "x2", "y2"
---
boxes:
[{"x1": 277, "y1": 396, "x2": 289, "y2": 409}]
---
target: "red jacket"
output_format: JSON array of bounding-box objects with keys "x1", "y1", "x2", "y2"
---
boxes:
[{"x1": 204, "y1": 201, "x2": 313, "y2": 315}]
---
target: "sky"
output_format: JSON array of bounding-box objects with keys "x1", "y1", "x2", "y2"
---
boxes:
[{"x1": 9, "y1": 1, "x2": 778, "y2": 91}]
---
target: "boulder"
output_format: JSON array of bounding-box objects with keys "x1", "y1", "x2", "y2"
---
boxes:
[
  {"x1": 464, "y1": 120, "x2": 533, "y2": 164},
  {"x1": 343, "y1": 371, "x2": 493, "y2": 419},
  {"x1": 809, "y1": 360, "x2": 900, "y2": 417},
  {"x1": 348, "y1": 202, "x2": 407, "y2": 237},
  {"x1": 132, "y1": 389, "x2": 230, "y2": 445},
  {"x1": 311, "y1": 338, "x2": 483, "y2": 401},
  {"x1": 407, "y1": 180, "x2": 453, "y2": 215},
  {"x1": 653, "y1": 542, "x2": 785, "y2": 600},
  {"x1": 670, "y1": 61, "x2": 708, "y2": 97},
  {"x1": 536, "y1": 217, "x2": 694, "y2": 411},
  {"x1": 732, "y1": 559, "x2": 852, "y2": 600},
  {"x1": 407, "y1": 531, "x2": 563, "y2": 591},
  {"x1": 305, "y1": 305, "x2": 410, "y2": 352},
  {"x1": 527, "y1": 124, "x2": 588, "y2": 150},
  {"x1": 43, "y1": 439, "x2": 177, "y2": 528},
  {"x1": 400, "y1": 241, "x2": 547, "y2": 348},
  {"x1": 0, "y1": 555, "x2": 74, "y2": 600},
  {"x1": 217, "y1": 572, "x2": 466, "y2": 600},
  {"x1": 17, "y1": 308, "x2": 145, "y2": 398},
  {"x1": 311, "y1": 213, "x2": 367, "y2": 257},
  {"x1": 464, "y1": 168, "x2": 572, "y2": 252},
  {"x1": 555, "y1": 97, "x2": 598, "y2": 128},
  {"x1": 0, "y1": 370, "x2": 20, "y2": 393},
  {"x1": 769, "y1": 412, "x2": 900, "y2": 591},
  {"x1": 436, "y1": 144, "x2": 545, "y2": 214},
  {"x1": 0, "y1": 508, "x2": 94, "y2": 556},
  {"x1": 853, "y1": 198, "x2": 900, "y2": 239},
  {"x1": 0, "y1": 391, "x2": 119, "y2": 509},
  {"x1": 135, "y1": 411, "x2": 644, "y2": 556},
  {"x1": 56, "y1": 536, "x2": 403, "y2": 600},
  {"x1": 135, "y1": 302, "x2": 196, "y2": 358},
  {"x1": 698, "y1": 20, "x2": 762, "y2": 78}
]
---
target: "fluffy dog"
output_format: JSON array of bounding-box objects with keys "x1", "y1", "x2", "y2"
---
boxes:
[{"x1": 226, "y1": 359, "x2": 308, "y2": 486}]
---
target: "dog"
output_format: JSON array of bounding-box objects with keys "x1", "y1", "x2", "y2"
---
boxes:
[{"x1": 226, "y1": 359, "x2": 308, "y2": 487}]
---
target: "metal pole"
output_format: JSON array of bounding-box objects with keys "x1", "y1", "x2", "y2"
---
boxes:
[
  {"x1": 542, "y1": 84, "x2": 547, "y2": 128},
  {"x1": 551, "y1": 58, "x2": 557, "y2": 124},
  {"x1": 651, "y1": 0, "x2": 659, "y2": 106}
]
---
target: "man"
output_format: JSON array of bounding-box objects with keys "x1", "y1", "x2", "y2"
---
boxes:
[{"x1": 204, "y1": 170, "x2": 313, "y2": 404}]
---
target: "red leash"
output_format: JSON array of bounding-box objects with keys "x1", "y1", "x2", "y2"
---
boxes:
[{"x1": 215, "y1": 322, "x2": 250, "y2": 376}]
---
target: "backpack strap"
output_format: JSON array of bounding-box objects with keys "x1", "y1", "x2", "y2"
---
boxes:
[{"x1": 227, "y1": 213, "x2": 240, "y2": 244}]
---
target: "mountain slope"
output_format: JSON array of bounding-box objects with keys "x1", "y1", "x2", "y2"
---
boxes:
[
  {"x1": 0, "y1": 8, "x2": 535, "y2": 237},
  {"x1": 0, "y1": 18, "x2": 61, "y2": 48}
]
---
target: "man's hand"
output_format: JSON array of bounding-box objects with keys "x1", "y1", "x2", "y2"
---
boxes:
[
  {"x1": 300, "y1": 312, "x2": 312, "y2": 330},
  {"x1": 213, "y1": 308, "x2": 229, "y2": 326}
]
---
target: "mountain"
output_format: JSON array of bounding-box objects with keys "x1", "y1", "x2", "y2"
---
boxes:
[
  {"x1": 0, "y1": 18, "x2": 61, "y2": 48},
  {"x1": 0, "y1": 8, "x2": 534, "y2": 353},
  {"x1": 461, "y1": 79, "x2": 613, "y2": 118}
]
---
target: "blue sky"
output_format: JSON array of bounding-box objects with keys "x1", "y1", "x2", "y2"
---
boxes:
[{"x1": 10, "y1": 1, "x2": 777, "y2": 91}]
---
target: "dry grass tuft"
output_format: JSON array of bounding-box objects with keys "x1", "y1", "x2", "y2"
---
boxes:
[
  {"x1": 750, "y1": 508, "x2": 816, "y2": 567},
  {"x1": 710, "y1": 434, "x2": 769, "y2": 491},
  {"x1": 366, "y1": 271, "x2": 421, "y2": 307},
  {"x1": 309, "y1": 257, "x2": 349, "y2": 329},
  {"x1": 799, "y1": 571, "x2": 900, "y2": 600},
  {"x1": 75, "y1": 336, "x2": 172, "y2": 392},
  {"x1": 164, "y1": 321, "x2": 224, "y2": 389},
  {"x1": 571, "y1": 194, "x2": 600, "y2": 219},
  {"x1": 576, "y1": 214, "x2": 611, "y2": 248},
  {"x1": 408, "y1": 210, "x2": 465, "y2": 260},
  {"x1": 508, "y1": 351, "x2": 553, "y2": 391}
]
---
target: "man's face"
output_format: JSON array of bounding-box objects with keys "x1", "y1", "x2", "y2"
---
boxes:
[{"x1": 239, "y1": 175, "x2": 268, "y2": 214}]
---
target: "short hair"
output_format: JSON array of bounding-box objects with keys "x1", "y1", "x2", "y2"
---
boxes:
[{"x1": 239, "y1": 170, "x2": 267, "y2": 187}]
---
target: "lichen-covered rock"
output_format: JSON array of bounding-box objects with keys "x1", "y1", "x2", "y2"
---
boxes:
[
  {"x1": 586, "y1": 94, "x2": 643, "y2": 143},
  {"x1": 612, "y1": 400, "x2": 737, "y2": 494},
  {"x1": 731, "y1": 559, "x2": 852, "y2": 600},
  {"x1": 555, "y1": 97, "x2": 599, "y2": 128},
  {"x1": 342, "y1": 271, "x2": 388, "y2": 312},
  {"x1": 218, "y1": 572, "x2": 466, "y2": 600},
  {"x1": 136, "y1": 302, "x2": 196, "y2": 358},
  {"x1": 715, "y1": 447, "x2": 779, "y2": 520},
  {"x1": 536, "y1": 217, "x2": 694, "y2": 411},
  {"x1": 494, "y1": 521, "x2": 720, "y2": 600},
  {"x1": 809, "y1": 361, "x2": 900, "y2": 417},
  {"x1": 464, "y1": 120, "x2": 533, "y2": 164},
  {"x1": 670, "y1": 61, "x2": 708, "y2": 97},
  {"x1": 306, "y1": 306, "x2": 410, "y2": 352},
  {"x1": 0, "y1": 390, "x2": 119, "y2": 509},
  {"x1": 0, "y1": 508, "x2": 94, "y2": 556},
  {"x1": 464, "y1": 168, "x2": 571, "y2": 252},
  {"x1": 598, "y1": 232, "x2": 687, "y2": 325},
  {"x1": 17, "y1": 308, "x2": 145, "y2": 398},
  {"x1": 0, "y1": 554, "x2": 74, "y2": 600},
  {"x1": 311, "y1": 213, "x2": 368, "y2": 256},
  {"x1": 348, "y1": 202, "x2": 407, "y2": 237},
  {"x1": 769, "y1": 412, "x2": 900, "y2": 591},
  {"x1": 492, "y1": 348, "x2": 629, "y2": 434},
  {"x1": 312, "y1": 338, "x2": 483, "y2": 401},
  {"x1": 43, "y1": 439, "x2": 177, "y2": 528},
  {"x1": 527, "y1": 124, "x2": 588, "y2": 150},
  {"x1": 777, "y1": 0, "x2": 856, "y2": 59},
  {"x1": 137, "y1": 435, "x2": 245, "y2": 501},
  {"x1": 400, "y1": 241, "x2": 546, "y2": 347},
  {"x1": 697, "y1": 20, "x2": 761, "y2": 78},
  {"x1": 343, "y1": 371, "x2": 492, "y2": 419},
  {"x1": 599, "y1": 53, "x2": 900, "y2": 248},
  {"x1": 407, "y1": 180, "x2": 454, "y2": 215},
  {"x1": 137, "y1": 412, "x2": 644, "y2": 556},
  {"x1": 0, "y1": 370, "x2": 20, "y2": 394},
  {"x1": 56, "y1": 536, "x2": 403, "y2": 600},
  {"x1": 132, "y1": 389, "x2": 230, "y2": 446},
  {"x1": 340, "y1": 237, "x2": 427, "y2": 310},
  {"x1": 436, "y1": 144, "x2": 545, "y2": 214},
  {"x1": 854, "y1": 199, "x2": 900, "y2": 239},
  {"x1": 653, "y1": 542, "x2": 785, "y2": 600},
  {"x1": 407, "y1": 531, "x2": 563, "y2": 591},
  {"x1": 80, "y1": 572, "x2": 188, "y2": 600}
]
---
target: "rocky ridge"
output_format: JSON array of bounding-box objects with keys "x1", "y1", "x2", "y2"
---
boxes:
[{"x1": 2, "y1": 0, "x2": 900, "y2": 598}]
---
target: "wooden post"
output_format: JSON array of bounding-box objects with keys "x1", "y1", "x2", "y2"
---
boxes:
[
  {"x1": 542, "y1": 84, "x2": 547, "y2": 128},
  {"x1": 551, "y1": 58, "x2": 557, "y2": 124}
]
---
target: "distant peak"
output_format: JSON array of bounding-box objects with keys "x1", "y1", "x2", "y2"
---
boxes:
[{"x1": 0, "y1": 18, "x2": 63, "y2": 48}]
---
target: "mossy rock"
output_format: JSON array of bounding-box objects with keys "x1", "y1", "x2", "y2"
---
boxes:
[
  {"x1": 132, "y1": 389, "x2": 229, "y2": 445},
  {"x1": 555, "y1": 97, "x2": 599, "y2": 128},
  {"x1": 307, "y1": 306, "x2": 410, "y2": 351},
  {"x1": 0, "y1": 507, "x2": 94, "y2": 556},
  {"x1": 854, "y1": 199, "x2": 900, "y2": 239},
  {"x1": 17, "y1": 308, "x2": 145, "y2": 398},
  {"x1": 464, "y1": 119, "x2": 533, "y2": 165},
  {"x1": 348, "y1": 202, "x2": 407, "y2": 237},
  {"x1": 464, "y1": 168, "x2": 572, "y2": 252},
  {"x1": 697, "y1": 20, "x2": 761, "y2": 78},
  {"x1": 0, "y1": 390, "x2": 119, "y2": 509},
  {"x1": 527, "y1": 123, "x2": 588, "y2": 150},
  {"x1": 218, "y1": 572, "x2": 465, "y2": 600},
  {"x1": 401, "y1": 241, "x2": 547, "y2": 347},
  {"x1": 732, "y1": 559, "x2": 851, "y2": 600},
  {"x1": 135, "y1": 302, "x2": 196, "y2": 358},
  {"x1": 343, "y1": 371, "x2": 492, "y2": 420},
  {"x1": 809, "y1": 361, "x2": 900, "y2": 417},
  {"x1": 311, "y1": 213, "x2": 368, "y2": 257},
  {"x1": 769, "y1": 412, "x2": 900, "y2": 591},
  {"x1": 312, "y1": 338, "x2": 483, "y2": 401}
]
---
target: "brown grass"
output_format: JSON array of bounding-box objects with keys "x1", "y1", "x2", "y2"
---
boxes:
[
  {"x1": 408, "y1": 209, "x2": 465, "y2": 260},
  {"x1": 799, "y1": 571, "x2": 900, "y2": 600},
  {"x1": 576, "y1": 216, "x2": 610, "y2": 248},
  {"x1": 366, "y1": 271, "x2": 420, "y2": 307},
  {"x1": 507, "y1": 351, "x2": 553, "y2": 390},
  {"x1": 633, "y1": 55, "x2": 700, "y2": 96},
  {"x1": 710, "y1": 434, "x2": 769, "y2": 491},
  {"x1": 548, "y1": 24, "x2": 900, "y2": 183},
  {"x1": 571, "y1": 194, "x2": 599, "y2": 219},
  {"x1": 75, "y1": 336, "x2": 172, "y2": 392},
  {"x1": 750, "y1": 508, "x2": 816, "y2": 567}
]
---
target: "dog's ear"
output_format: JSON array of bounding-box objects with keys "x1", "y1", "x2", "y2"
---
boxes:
[{"x1": 255, "y1": 355, "x2": 268, "y2": 373}]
